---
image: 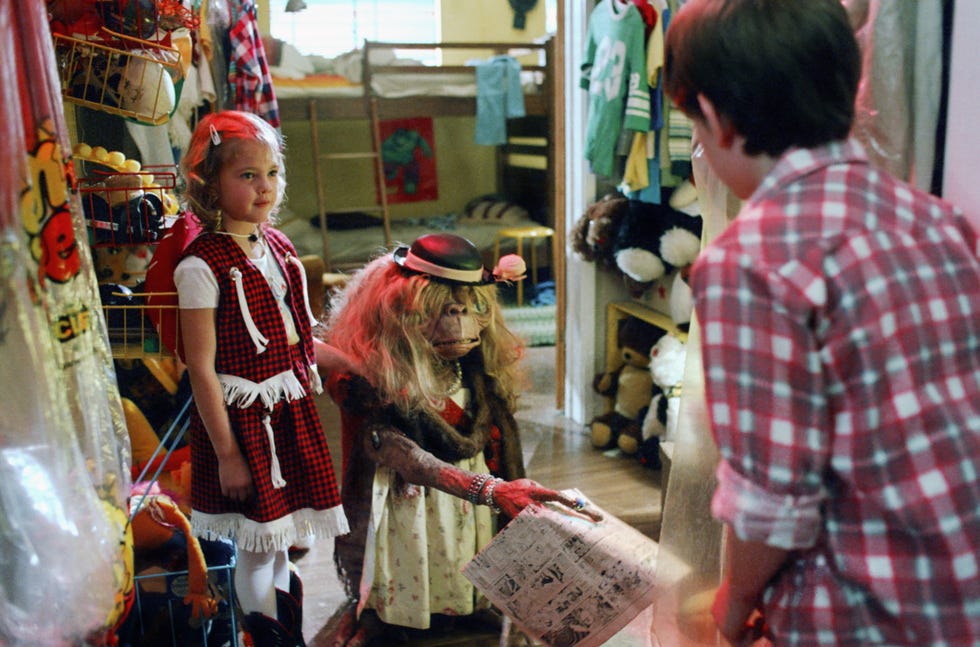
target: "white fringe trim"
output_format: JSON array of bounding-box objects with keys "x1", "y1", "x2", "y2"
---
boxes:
[
  {"x1": 230, "y1": 266, "x2": 269, "y2": 354},
  {"x1": 263, "y1": 414, "x2": 288, "y2": 488},
  {"x1": 287, "y1": 253, "x2": 319, "y2": 327},
  {"x1": 191, "y1": 506, "x2": 350, "y2": 554},
  {"x1": 308, "y1": 364, "x2": 323, "y2": 395},
  {"x1": 218, "y1": 369, "x2": 307, "y2": 410}
]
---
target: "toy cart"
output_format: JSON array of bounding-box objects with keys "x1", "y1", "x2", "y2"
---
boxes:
[{"x1": 120, "y1": 398, "x2": 241, "y2": 646}]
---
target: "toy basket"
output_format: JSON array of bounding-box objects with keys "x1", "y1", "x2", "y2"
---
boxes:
[
  {"x1": 76, "y1": 148, "x2": 180, "y2": 359},
  {"x1": 119, "y1": 398, "x2": 241, "y2": 647},
  {"x1": 54, "y1": 28, "x2": 183, "y2": 126},
  {"x1": 99, "y1": 287, "x2": 176, "y2": 359},
  {"x1": 77, "y1": 153, "x2": 177, "y2": 247}
]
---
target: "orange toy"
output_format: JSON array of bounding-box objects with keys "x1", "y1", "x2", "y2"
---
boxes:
[{"x1": 129, "y1": 487, "x2": 218, "y2": 621}]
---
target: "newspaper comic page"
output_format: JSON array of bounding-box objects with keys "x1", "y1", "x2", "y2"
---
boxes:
[{"x1": 463, "y1": 490, "x2": 659, "y2": 647}]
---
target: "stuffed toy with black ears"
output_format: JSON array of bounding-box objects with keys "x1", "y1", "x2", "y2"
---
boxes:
[
  {"x1": 570, "y1": 191, "x2": 629, "y2": 271},
  {"x1": 613, "y1": 200, "x2": 703, "y2": 298},
  {"x1": 590, "y1": 317, "x2": 665, "y2": 454}
]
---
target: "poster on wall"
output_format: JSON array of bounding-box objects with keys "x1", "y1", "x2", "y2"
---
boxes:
[{"x1": 379, "y1": 117, "x2": 437, "y2": 203}]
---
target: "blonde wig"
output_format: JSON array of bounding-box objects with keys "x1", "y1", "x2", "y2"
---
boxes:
[
  {"x1": 324, "y1": 253, "x2": 525, "y2": 414},
  {"x1": 179, "y1": 110, "x2": 287, "y2": 231}
]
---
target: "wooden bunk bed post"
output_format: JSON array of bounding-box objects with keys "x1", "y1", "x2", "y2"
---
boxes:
[
  {"x1": 307, "y1": 47, "x2": 393, "y2": 272},
  {"x1": 283, "y1": 40, "x2": 554, "y2": 276},
  {"x1": 308, "y1": 99, "x2": 333, "y2": 269},
  {"x1": 369, "y1": 97, "x2": 392, "y2": 246}
]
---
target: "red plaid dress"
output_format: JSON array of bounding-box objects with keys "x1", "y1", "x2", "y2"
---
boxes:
[{"x1": 182, "y1": 229, "x2": 346, "y2": 552}]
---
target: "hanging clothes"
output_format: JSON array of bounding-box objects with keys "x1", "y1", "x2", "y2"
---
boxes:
[
  {"x1": 475, "y1": 55, "x2": 526, "y2": 145},
  {"x1": 581, "y1": 0, "x2": 650, "y2": 178},
  {"x1": 623, "y1": 3, "x2": 666, "y2": 197},
  {"x1": 228, "y1": 0, "x2": 279, "y2": 127}
]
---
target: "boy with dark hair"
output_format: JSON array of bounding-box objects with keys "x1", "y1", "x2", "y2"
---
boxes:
[{"x1": 664, "y1": 1, "x2": 980, "y2": 645}]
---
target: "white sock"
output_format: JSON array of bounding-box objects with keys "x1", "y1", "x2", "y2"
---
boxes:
[
  {"x1": 273, "y1": 548, "x2": 291, "y2": 593},
  {"x1": 235, "y1": 548, "x2": 277, "y2": 617}
]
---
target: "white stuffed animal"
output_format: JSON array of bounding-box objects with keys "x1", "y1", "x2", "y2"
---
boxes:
[{"x1": 641, "y1": 333, "x2": 688, "y2": 444}]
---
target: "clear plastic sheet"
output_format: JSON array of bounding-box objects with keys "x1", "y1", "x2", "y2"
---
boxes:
[
  {"x1": 0, "y1": 104, "x2": 119, "y2": 647},
  {"x1": 1, "y1": 1, "x2": 132, "y2": 642},
  {"x1": 650, "y1": 142, "x2": 741, "y2": 646},
  {"x1": 847, "y1": 0, "x2": 943, "y2": 191}
]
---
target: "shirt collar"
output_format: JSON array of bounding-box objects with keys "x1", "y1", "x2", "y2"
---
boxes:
[{"x1": 751, "y1": 138, "x2": 870, "y2": 205}]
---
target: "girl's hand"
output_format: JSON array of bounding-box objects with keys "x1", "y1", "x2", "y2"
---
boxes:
[
  {"x1": 492, "y1": 478, "x2": 603, "y2": 522},
  {"x1": 218, "y1": 451, "x2": 254, "y2": 502}
]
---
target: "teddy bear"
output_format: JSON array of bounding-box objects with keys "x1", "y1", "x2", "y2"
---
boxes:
[
  {"x1": 570, "y1": 191, "x2": 628, "y2": 271},
  {"x1": 637, "y1": 333, "x2": 689, "y2": 468},
  {"x1": 590, "y1": 316, "x2": 665, "y2": 453},
  {"x1": 613, "y1": 200, "x2": 703, "y2": 298}
]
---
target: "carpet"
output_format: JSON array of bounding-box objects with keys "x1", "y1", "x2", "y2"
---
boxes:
[{"x1": 502, "y1": 304, "x2": 556, "y2": 347}]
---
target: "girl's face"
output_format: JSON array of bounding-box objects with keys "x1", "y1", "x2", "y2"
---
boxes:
[{"x1": 217, "y1": 139, "x2": 280, "y2": 230}]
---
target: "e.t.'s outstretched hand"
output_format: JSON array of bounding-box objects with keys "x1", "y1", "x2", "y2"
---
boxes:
[{"x1": 492, "y1": 478, "x2": 603, "y2": 522}]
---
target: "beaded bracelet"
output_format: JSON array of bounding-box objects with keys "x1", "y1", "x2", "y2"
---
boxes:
[
  {"x1": 481, "y1": 477, "x2": 503, "y2": 514},
  {"x1": 466, "y1": 473, "x2": 492, "y2": 504}
]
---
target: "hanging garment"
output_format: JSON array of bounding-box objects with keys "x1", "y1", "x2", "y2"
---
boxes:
[
  {"x1": 475, "y1": 55, "x2": 526, "y2": 145},
  {"x1": 228, "y1": 0, "x2": 279, "y2": 127},
  {"x1": 581, "y1": 0, "x2": 650, "y2": 178}
]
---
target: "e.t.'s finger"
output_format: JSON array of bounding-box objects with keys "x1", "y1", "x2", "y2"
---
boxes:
[{"x1": 558, "y1": 493, "x2": 603, "y2": 521}]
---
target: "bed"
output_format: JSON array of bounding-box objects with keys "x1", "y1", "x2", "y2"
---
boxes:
[{"x1": 268, "y1": 39, "x2": 556, "y2": 274}]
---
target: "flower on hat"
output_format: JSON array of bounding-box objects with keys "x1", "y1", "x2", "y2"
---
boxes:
[{"x1": 492, "y1": 254, "x2": 527, "y2": 283}]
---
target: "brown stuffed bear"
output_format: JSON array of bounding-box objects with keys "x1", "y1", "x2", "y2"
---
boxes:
[
  {"x1": 570, "y1": 191, "x2": 628, "y2": 271},
  {"x1": 590, "y1": 317, "x2": 665, "y2": 454}
]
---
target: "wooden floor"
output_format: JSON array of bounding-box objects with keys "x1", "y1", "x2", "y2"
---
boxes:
[{"x1": 299, "y1": 345, "x2": 663, "y2": 646}]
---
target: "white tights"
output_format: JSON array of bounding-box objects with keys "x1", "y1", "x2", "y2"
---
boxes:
[{"x1": 235, "y1": 547, "x2": 291, "y2": 617}]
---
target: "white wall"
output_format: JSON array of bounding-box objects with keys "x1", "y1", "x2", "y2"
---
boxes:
[
  {"x1": 562, "y1": 1, "x2": 599, "y2": 425},
  {"x1": 942, "y1": 0, "x2": 980, "y2": 230}
]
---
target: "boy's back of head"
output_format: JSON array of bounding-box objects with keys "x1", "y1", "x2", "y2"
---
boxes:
[{"x1": 664, "y1": 0, "x2": 862, "y2": 157}]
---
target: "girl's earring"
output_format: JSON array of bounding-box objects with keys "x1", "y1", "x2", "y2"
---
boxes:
[{"x1": 216, "y1": 209, "x2": 222, "y2": 230}]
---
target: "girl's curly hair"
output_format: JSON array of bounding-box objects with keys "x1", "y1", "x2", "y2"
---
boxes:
[{"x1": 179, "y1": 110, "x2": 287, "y2": 231}]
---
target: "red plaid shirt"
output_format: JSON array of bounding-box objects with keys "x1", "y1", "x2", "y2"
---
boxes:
[
  {"x1": 692, "y1": 139, "x2": 980, "y2": 645},
  {"x1": 228, "y1": 0, "x2": 279, "y2": 128}
]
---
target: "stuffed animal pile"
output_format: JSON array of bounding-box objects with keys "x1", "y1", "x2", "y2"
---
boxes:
[
  {"x1": 571, "y1": 194, "x2": 703, "y2": 300},
  {"x1": 638, "y1": 333, "x2": 689, "y2": 469},
  {"x1": 589, "y1": 317, "x2": 665, "y2": 455}
]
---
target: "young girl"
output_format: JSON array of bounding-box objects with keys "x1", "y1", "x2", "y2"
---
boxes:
[{"x1": 174, "y1": 110, "x2": 349, "y2": 644}]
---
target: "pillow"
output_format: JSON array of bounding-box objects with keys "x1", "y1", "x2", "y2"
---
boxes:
[
  {"x1": 401, "y1": 213, "x2": 459, "y2": 231},
  {"x1": 309, "y1": 211, "x2": 383, "y2": 230},
  {"x1": 462, "y1": 194, "x2": 530, "y2": 226}
]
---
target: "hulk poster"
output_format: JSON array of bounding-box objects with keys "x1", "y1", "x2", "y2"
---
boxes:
[{"x1": 379, "y1": 117, "x2": 437, "y2": 203}]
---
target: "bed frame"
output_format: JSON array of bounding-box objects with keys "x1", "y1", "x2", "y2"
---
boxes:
[{"x1": 274, "y1": 38, "x2": 556, "y2": 273}]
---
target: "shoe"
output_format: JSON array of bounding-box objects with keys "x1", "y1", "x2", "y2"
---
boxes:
[
  {"x1": 242, "y1": 611, "x2": 295, "y2": 647},
  {"x1": 275, "y1": 586, "x2": 305, "y2": 647}
]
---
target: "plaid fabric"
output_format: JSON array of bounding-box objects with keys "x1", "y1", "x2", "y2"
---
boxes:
[
  {"x1": 228, "y1": 0, "x2": 279, "y2": 127},
  {"x1": 693, "y1": 138, "x2": 980, "y2": 645},
  {"x1": 184, "y1": 230, "x2": 314, "y2": 381},
  {"x1": 190, "y1": 344, "x2": 341, "y2": 523},
  {"x1": 184, "y1": 232, "x2": 340, "y2": 532}
]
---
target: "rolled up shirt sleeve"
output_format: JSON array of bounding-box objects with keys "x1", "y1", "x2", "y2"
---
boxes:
[
  {"x1": 693, "y1": 239, "x2": 832, "y2": 550},
  {"x1": 712, "y1": 459, "x2": 826, "y2": 550}
]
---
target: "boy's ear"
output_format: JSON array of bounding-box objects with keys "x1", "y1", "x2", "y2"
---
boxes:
[{"x1": 696, "y1": 94, "x2": 737, "y2": 148}]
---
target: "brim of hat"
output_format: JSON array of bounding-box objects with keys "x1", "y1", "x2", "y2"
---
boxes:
[{"x1": 393, "y1": 245, "x2": 488, "y2": 284}]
